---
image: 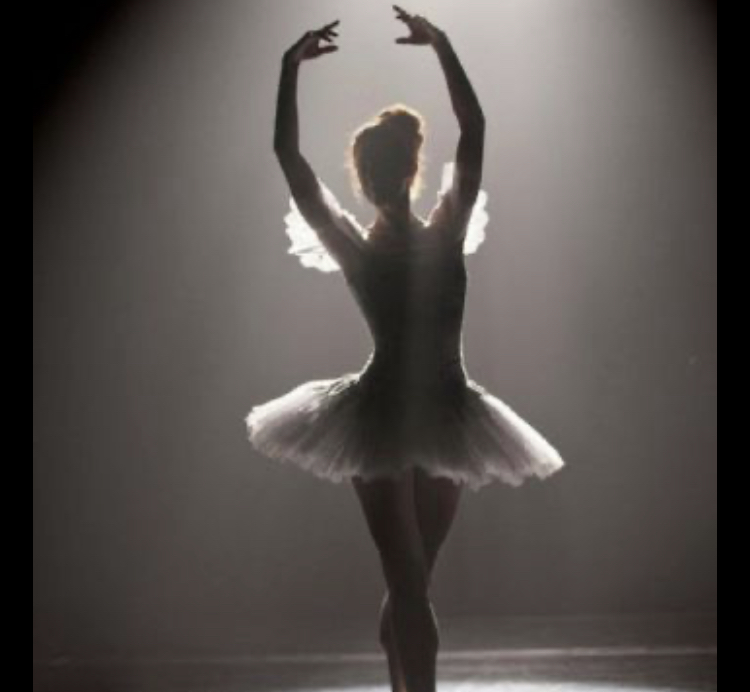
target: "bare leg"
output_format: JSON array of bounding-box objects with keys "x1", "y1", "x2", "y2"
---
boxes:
[
  {"x1": 379, "y1": 468, "x2": 464, "y2": 689},
  {"x1": 353, "y1": 468, "x2": 464, "y2": 692},
  {"x1": 413, "y1": 467, "x2": 464, "y2": 583},
  {"x1": 379, "y1": 590, "x2": 407, "y2": 692}
]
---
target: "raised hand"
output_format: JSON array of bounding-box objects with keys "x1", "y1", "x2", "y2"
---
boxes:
[
  {"x1": 393, "y1": 5, "x2": 444, "y2": 46},
  {"x1": 285, "y1": 20, "x2": 341, "y2": 64}
]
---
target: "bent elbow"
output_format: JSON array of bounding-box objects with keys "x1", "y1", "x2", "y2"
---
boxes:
[
  {"x1": 472, "y1": 111, "x2": 486, "y2": 131},
  {"x1": 461, "y1": 112, "x2": 486, "y2": 137},
  {"x1": 273, "y1": 139, "x2": 289, "y2": 157},
  {"x1": 273, "y1": 132, "x2": 297, "y2": 157},
  {"x1": 274, "y1": 142, "x2": 301, "y2": 167}
]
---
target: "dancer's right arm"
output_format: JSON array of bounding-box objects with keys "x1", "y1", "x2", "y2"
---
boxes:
[{"x1": 274, "y1": 23, "x2": 364, "y2": 272}]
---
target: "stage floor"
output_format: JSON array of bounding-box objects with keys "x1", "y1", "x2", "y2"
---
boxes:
[{"x1": 33, "y1": 614, "x2": 717, "y2": 692}]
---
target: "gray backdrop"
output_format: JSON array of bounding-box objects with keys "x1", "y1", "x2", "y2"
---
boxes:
[{"x1": 34, "y1": 0, "x2": 717, "y2": 655}]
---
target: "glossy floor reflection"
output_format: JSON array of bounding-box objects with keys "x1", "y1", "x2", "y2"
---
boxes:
[{"x1": 33, "y1": 616, "x2": 717, "y2": 692}]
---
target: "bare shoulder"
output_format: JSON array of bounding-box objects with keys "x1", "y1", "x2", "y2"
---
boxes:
[{"x1": 425, "y1": 196, "x2": 471, "y2": 248}]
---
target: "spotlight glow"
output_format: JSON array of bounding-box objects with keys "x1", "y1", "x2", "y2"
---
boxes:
[{"x1": 293, "y1": 685, "x2": 690, "y2": 692}]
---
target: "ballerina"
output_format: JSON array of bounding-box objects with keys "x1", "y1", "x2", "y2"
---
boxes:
[{"x1": 247, "y1": 7, "x2": 564, "y2": 691}]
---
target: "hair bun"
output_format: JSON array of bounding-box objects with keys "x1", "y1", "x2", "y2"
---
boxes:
[
  {"x1": 377, "y1": 106, "x2": 424, "y2": 145},
  {"x1": 347, "y1": 104, "x2": 427, "y2": 204}
]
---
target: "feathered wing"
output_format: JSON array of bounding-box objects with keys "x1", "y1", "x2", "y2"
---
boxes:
[
  {"x1": 283, "y1": 178, "x2": 367, "y2": 273},
  {"x1": 434, "y1": 161, "x2": 489, "y2": 256}
]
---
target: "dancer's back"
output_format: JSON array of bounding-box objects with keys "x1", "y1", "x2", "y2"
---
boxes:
[{"x1": 344, "y1": 214, "x2": 470, "y2": 388}]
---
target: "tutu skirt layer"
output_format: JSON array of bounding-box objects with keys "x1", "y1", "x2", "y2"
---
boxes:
[{"x1": 246, "y1": 359, "x2": 564, "y2": 492}]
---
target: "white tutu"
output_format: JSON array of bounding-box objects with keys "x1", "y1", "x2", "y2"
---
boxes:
[{"x1": 246, "y1": 357, "x2": 564, "y2": 492}]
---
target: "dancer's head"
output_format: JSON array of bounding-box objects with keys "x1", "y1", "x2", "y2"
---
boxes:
[{"x1": 347, "y1": 104, "x2": 426, "y2": 209}]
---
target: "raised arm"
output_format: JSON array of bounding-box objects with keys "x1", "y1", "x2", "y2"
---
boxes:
[
  {"x1": 274, "y1": 22, "x2": 364, "y2": 272},
  {"x1": 394, "y1": 6, "x2": 486, "y2": 232}
]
